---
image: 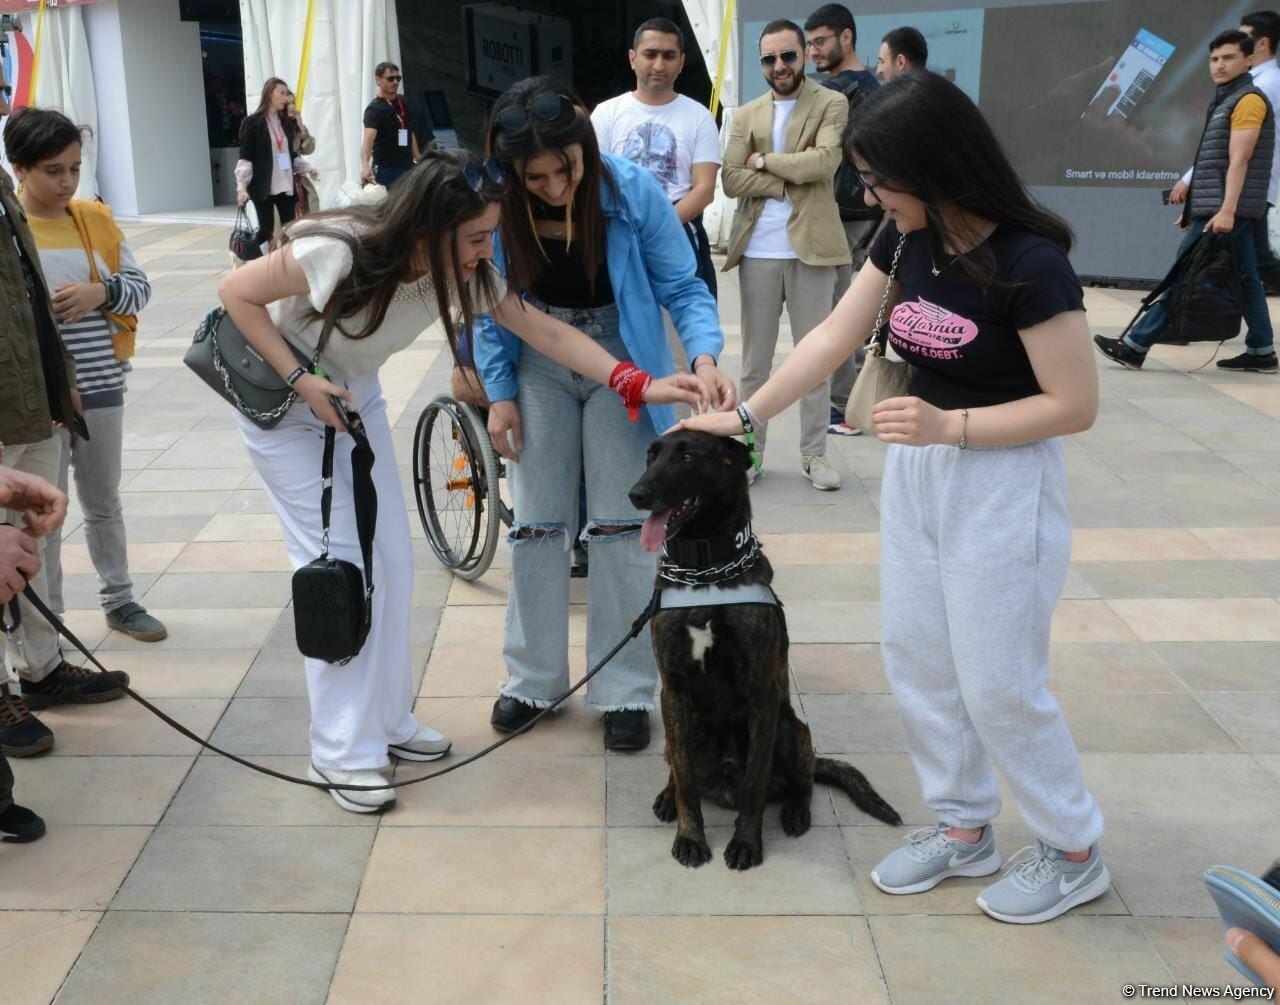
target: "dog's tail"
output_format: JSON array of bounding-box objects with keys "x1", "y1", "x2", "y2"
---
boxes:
[{"x1": 814, "y1": 758, "x2": 903, "y2": 825}]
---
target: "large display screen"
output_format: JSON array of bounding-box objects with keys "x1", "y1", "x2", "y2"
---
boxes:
[{"x1": 739, "y1": 0, "x2": 1261, "y2": 283}]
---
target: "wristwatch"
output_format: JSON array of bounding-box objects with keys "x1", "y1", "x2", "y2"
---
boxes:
[{"x1": 753, "y1": 153, "x2": 767, "y2": 171}]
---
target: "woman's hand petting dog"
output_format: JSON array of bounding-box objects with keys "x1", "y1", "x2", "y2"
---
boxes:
[
  {"x1": 666, "y1": 409, "x2": 746, "y2": 438},
  {"x1": 488, "y1": 400, "x2": 523, "y2": 461},
  {"x1": 872, "y1": 396, "x2": 957, "y2": 446}
]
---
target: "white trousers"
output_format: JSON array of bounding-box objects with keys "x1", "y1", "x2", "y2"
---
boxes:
[{"x1": 236, "y1": 373, "x2": 418, "y2": 771}]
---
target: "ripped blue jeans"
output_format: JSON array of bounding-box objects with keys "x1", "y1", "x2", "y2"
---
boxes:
[{"x1": 501, "y1": 301, "x2": 660, "y2": 712}]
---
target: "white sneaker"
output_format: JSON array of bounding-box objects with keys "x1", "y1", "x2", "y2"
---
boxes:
[
  {"x1": 802, "y1": 454, "x2": 841, "y2": 491},
  {"x1": 308, "y1": 763, "x2": 395, "y2": 814},
  {"x1": 389, "y1": 723, "x2": 452, "y2": 762}
]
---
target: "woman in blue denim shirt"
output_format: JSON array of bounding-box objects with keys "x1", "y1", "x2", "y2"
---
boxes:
[{"x1": 473, "y1": 77, "x2": 734, "y2": 750}]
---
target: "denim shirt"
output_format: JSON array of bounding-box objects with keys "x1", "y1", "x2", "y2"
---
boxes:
[{"x1": 470, "y1": 154, "x2": 724, "y2": 435}]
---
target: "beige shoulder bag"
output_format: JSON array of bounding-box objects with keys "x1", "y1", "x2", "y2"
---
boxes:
[{"x1": 845, "y1": 233, "x2": 911, "y2": 432}]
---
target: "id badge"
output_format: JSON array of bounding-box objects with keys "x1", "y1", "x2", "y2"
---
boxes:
[
  {"x1": 276, "y1": 151, "x2": 292, "y2": 171},
  {"x1": 397, "y1": 128, "x2": 409, "y2": 147}
]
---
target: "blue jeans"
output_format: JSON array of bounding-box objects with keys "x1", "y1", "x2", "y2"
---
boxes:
[
  {"x1": 500, "y1": 301, "x2": 659, "y2": 712},
  {"x1": 1125, "y1": 218, "x2": 1274, "y2": 354},
  {"x1": 373, "y1": 164, "x2": 410, "y2": 189}
]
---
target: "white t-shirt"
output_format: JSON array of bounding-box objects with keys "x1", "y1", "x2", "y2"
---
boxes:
[
  {"x1": 273, "y1": 224, "x2": 506, "y2": 382},
  {"x1": 743, "y1": 98, "x2": 797, "y2": 260},
  {"x1": 592, "y1": 92, "x2": 722, "y2": 203}
]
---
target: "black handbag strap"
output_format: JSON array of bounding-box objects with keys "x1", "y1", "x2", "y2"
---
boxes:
[{"x1": 320, "y1": 409, "x2": 377, "y2": 642}]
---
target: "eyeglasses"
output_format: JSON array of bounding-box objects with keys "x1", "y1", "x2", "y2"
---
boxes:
[
  {"x1": 759, "y1": 50, "x2": 800, "y2": 69},
  {"x1": 805, "y1": 34, "x2": 835, "y2": 50},
  {"x1": 495, "y1": 92, "x2": 575, "y2": 136},
  {"x1": 463, "y1": 157, "x2": 505, "y2": 192}
]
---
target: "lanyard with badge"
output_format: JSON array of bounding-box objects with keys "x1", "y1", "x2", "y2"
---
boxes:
[
  {"x1": 268, "y1": 115, "x2": 291, "y2": 172},
  {"x1": 390, "y1": 97, "x2": 409, "y2": 148}
]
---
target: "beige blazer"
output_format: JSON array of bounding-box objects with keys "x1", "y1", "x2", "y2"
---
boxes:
[{"x1": 722, "y1": 77, "x2": 851, "y2": 270}]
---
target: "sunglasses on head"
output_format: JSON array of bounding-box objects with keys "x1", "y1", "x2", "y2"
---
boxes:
[
  {"x1": 495, "y1": 91, "x2": 575, "y2": 136},
  {"x1": 759, "y1": 50, "x2": 800, "y2": 69},
  {"x1": 463, "y1": 157, "x2": 505, "y2": 192}
]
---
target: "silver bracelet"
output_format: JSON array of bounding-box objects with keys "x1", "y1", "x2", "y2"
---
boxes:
[{"x1": 958, "y1": 408, "x2": 969, "y2": 450}]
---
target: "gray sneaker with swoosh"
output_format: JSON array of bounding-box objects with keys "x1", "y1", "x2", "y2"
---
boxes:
[
  {"x1": 871, "y1": 825, "x2": 1003, "y2": 895},
  {"x1": 977, "y1": 840, "x2": 1111, "y2": 924}
]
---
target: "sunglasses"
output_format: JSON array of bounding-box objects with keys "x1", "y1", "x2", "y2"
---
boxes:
[
  {"x1": 382, "y1": 75, "x2": 402, "y2": 82},
  {"x1": 463, "y1": 157, "x2": 505, "y2": 192},
  {"x1": 495, "y1": 91, "x2": 576, "y2": 136},
  {"x1": 759, "y1": 50, "x2": 800, "y2": 69}
]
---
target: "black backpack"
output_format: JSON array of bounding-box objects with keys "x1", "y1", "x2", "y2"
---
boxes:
[
  {"x1": 822, "y1": 74, "x2": 882, "y2": 222},
  {"x1": 1122, "y1": 233, "x2": 1244, "y2": 345}
]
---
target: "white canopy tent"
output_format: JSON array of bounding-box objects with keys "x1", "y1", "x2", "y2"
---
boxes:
[
  {"x1": 0, "y1": 3, "x2": 99, "y2": 200},
  {"x1": 681, "y1": 0, "x2": 738, "y2": 249},
  {"x1": 239, "y1": 0, "x2": 400, "y2": 210}
]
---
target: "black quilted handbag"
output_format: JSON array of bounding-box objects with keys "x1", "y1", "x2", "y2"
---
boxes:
[
  {"x1": 229, "y1": 205, "x2": 263, "y2": 262},
  {"x1": 291, "y1": 411, "x2": 377, "y2": 664}
]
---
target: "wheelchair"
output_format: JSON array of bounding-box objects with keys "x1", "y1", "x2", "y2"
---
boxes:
[{"x1": 411, "y1": 391, "x2": 512, "y2": 581}]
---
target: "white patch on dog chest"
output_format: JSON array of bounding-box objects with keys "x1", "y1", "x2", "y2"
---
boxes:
[{"x1": 687, "y1": 624, "x2": 714, "y2": 665}]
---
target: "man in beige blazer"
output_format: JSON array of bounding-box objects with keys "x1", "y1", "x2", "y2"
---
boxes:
[{"x1": 723, "y1": 17, "x2": 851, "y2": 490}]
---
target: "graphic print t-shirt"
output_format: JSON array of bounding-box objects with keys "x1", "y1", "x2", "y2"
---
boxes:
[
  {"x1": 592, "y1": 93, "x2": 721, "y2": 203},
  {"x1": 868, "y1": 221, "x2": 1085, "y2": 410}
]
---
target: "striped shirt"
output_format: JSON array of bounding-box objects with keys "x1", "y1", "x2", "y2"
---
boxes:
[{"x1": 25, "y1": 213, "x2": 150, "y2": 409}]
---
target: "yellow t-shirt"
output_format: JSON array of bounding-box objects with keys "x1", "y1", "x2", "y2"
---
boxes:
[{"x1": 1232, "y1": 92, "x2": 1268, "y2": 130}]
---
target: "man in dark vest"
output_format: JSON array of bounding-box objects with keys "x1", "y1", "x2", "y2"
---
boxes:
[{"x1": 1095, "y1": 29, "x2": 1277, "y2": 374}]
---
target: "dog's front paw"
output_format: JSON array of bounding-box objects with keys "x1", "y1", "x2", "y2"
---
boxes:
[
  {"x1": 652, "y1": 786, "x2": 677, "y2": 822},
  {"x1": 672, "y1": 833, "x2": 713, "y2": 868},
  {"x1": 723, "y1": 836, "x2": 764, "y2": 870},
  {"x1": 780, "y1": 799, "x2": 811, "y2": 837}
]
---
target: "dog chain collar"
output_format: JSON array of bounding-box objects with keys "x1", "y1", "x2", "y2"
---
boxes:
[{"x1": 658, "y1": 533, "x2": 762, "y2": 587}]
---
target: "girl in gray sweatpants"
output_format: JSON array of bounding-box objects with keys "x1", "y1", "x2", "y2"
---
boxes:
[{"x1": 678, "y1": 70, "x2": 1110, "y2": 924}]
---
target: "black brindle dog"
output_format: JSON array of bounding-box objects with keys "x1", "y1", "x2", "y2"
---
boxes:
[{"x1": 629, "y1": 431, "x2": 901, "y2": 870}]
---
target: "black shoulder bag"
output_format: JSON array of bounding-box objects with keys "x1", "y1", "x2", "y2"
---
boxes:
[{"x1": 292, "y1": 407, "x2": 377, "y2": 664}]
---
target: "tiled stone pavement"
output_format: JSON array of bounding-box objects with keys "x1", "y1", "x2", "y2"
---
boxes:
[{"x1": 3, "y1": 222, "x2": 1279, "y2": 1004}]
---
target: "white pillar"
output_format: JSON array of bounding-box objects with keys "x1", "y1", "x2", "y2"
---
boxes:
[{"x1": 83, "y1": 0, "x2": 212, "y2": 214}]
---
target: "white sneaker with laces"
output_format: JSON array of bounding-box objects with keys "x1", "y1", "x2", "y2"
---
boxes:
[
  {"x1": 389, "y1": 723, "x2": 452, "y2": 762},
  {"x1": 802, "y1": 454, "x2": 841, "y2": 491},
  {"x1": 976, "y1": 840, "x2": 1110, "y2": 924},
  {"x1": 308, "y1": 763, "x2": 395, "y2": 814}
]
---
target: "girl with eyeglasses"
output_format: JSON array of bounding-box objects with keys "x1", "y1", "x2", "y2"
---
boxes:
[
  {"x1": 678, "y1": 72, "x2": 1109, "y2": 923},
  {"x1": 471, "y1": 77, "x2": 736, "y2": 751},
  {"x1": 218, "y1": 151, "x2": 705, "y2": 813}
]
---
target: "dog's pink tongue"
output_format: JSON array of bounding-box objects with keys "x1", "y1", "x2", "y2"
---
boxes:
[{"x1": 641, "y1": 508, "x2": 674, "y2": 553}]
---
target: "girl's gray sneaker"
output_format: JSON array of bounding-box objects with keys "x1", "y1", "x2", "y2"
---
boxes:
[
  {"x1": 976, "y1": 840, "x2": 1111, "y2": 924},
  {"x1": 871, "y1": 825, "x2": 1002, "y2": 895}
]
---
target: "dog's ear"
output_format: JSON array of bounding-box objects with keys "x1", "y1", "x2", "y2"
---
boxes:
[{"x1": 725, "y1": 437, "x2": 754, "y2": 472}]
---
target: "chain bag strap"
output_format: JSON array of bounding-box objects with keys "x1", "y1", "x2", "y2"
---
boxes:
[{"x1": 845, "y1": 234, "x2": 912, "y2": 431}]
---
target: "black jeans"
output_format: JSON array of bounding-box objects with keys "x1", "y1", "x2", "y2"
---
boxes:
[
  {"x1": 252, "y1": 191, "x2": 297, "y2": 246},
  {"x1": 1254, "y1": 204, "x2": 1280, "y2": 279},
  {"x1": 374, "y1": 164, "x2": 411, "y2": 190},
  {"x1": 682, "y1": 211, "x2": 718, "y2": 300},
  {"x1": 0, "y1": 751, "x2": 12, "y2": 814}
]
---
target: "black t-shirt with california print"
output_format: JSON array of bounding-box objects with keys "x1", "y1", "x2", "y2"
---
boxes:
[{"x1": 867, "y1": 220, "x2": 1085, "y2": 410}]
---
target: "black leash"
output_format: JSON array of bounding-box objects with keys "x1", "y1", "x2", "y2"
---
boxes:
[{"x1": 10, "y1": 584, "x2": 660, "y2": 792}]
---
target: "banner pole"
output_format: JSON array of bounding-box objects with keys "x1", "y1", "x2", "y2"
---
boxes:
[
  {"x1": 709, "y1": 0, "x2": 736, "y2": 118},
  {"x1": 27, "y1": 0, "x2": 47, "y2": 104},
  {"x1": 295, "y1": 0, "x2": 318, "y2": 111}
]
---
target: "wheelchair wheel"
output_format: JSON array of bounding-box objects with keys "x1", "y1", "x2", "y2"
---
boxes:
[{"x1": 412, "y1": 395, "x2": 503, "y2": 580}]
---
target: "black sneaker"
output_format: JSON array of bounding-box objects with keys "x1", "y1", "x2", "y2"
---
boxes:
[
  {"x1": 490, "y1": 695, "x2": 542, "y2": 734},
  {"x1": 1093, "y1": 334, "x2": 1146, "y2": 370},
  {"x1": 570, "y1": 542, "x2": 589, "y2": 579},
  {"x1": 603, "y1": 710, "x2": 650, "y2": 752},
  {"x1": 1216, "y1": 351, "x2": 1279, "y2": 373},
  {"x1": 0, "y1": 684, "x2": 54, "y2": 757},
  {"x1": 0, "y1": 804, "x2": 46, "y2": 843},
  {"x1": 20, "y1": 661, "x2": 129, "y2": 710}
]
